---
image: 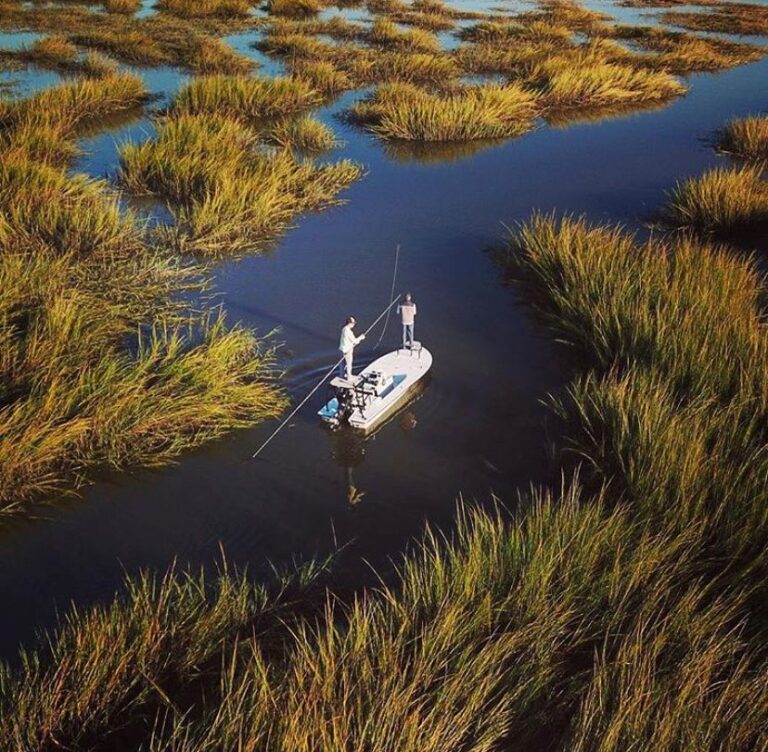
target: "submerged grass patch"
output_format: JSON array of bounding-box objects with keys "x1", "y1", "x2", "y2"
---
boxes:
[
  {"x1": 663, "y1": 164, "x2": 768, "y2": 231},
  {"x1": 718, "y1": 114, "x2": 768, "y2": 162},
  {"x1": 348, "y1": 81, "x2": 539, "y2": 141}
]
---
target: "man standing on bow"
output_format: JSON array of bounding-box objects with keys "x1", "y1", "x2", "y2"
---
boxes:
[
  {"x1": 339, "y1": 316, "x2": 365, "y2": 379},
  {"x1": 398, "y1": 292, "x2": 417, "y2": 349}
]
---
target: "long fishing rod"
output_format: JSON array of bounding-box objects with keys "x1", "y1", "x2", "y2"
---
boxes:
[
  {"x1": 374, "y1": 243, "x2": 400, "y2": 349},
  {"x1": 251, "y1": 294, "x2": 402, "y2": 460}
]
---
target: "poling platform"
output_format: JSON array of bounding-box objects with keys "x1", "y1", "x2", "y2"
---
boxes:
[{"x1": 319, "y1": 343, "x2": 432, "y2": 432}]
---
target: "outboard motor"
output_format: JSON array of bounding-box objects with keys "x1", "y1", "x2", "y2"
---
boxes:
[{"x1": 334, "y1": 386, "x2": 356, "y2": 425}]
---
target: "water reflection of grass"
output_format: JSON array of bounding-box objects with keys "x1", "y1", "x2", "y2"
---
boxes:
[{"x1": 382, "y1": 133, "x2": 505, "y2": 162}]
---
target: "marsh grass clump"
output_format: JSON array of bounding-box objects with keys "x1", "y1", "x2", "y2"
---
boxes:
[
  {"x1": 157, "y1": 0, "x2": 252, "y2": 18},
  {"x1": 529, "y1": 56, "x2": 686, "y2": 108},
  {"x1": 662, "y1": 5, "x2": 768, "y2": 37},
  {"x1": 257, "y1": 29, "x2": 335, "y2": 58},
  {"x1": 367, "y1": 50, "x2": 460, "y2": 84},
  {"x1": 70, "y1": 29, "x2": 173, "y2": 65},
  {"x1": 0, "y1": 556, "x2": 331, "y2": 751},
  {"x1": 0, "y1": 206, "x2": 286, "y2": 506},
  {"x1": 104, "y1": 0, "x2": 141, "y2": 13},
  {"x1": 653, "y1": 37, "x2": 762, "y2": 72},
  {"x1": 118, "y1": 113, "x2": 362, "y2": 253},
  {"x1": 268, "y1": 0, "x2": 323, "y2": 16},
  {"x1": 348, "y1": 81, "x2": 539, "y2": 141},
  {"x1": 23, "y1": 34, "x2": 78, "y2": 66},
  {"x1": 499, "y1": 214, "x2": 768, "y2": 399},
  {"x1": 1, "y1": 71, "x2": 147, "y2": 135},
  {"x1": 454, "y1": 38, "x2": 562, "y2": 75},
  {"x1": 611, "y1": 23, "x2": 764, "y2": 70},
  {"x1": 389, "y1": 0, "x2": 460, "y2": 29},
  {"x1": 190, "y1": 36, "x2": 256, "y2": 74},
  {"x1": 534, "y1": 0, "x2": 609, "y2": 32},
  {"x1": 392, "y1": 9, "x2": 455, "y2": 31},
  {"x1": 458, "y1": 18, "x2": 572, "y2": 44},
  {"x1": 0, "y1": 158, "x2": 142, "y2": 255},
  {"x1": 718, "y1": 115, "x2": 768, "y2": 162},
  {"x1": 172, "y1": 74, "x2": 320, "y2": 121},
  {"x1": 367, "y1": 18, "x2": 440, "y2": 52},
  {"x1": 264, "y1": 115, "x2": 339, "y2": 152},
  {"x1": 80, "y1": 50, "x2": 120, "y2": 78},
  {"x1": 500, "y1": 214, "x2": 768, "y2": 529},
  {"x1": 0, "y1": 75, "x2": 289, "y2": 508},
  {"x1": 288, "y1": 59, "x2": 353, "y2": 94},
  {"x1": 663, "y1": 164, "x2": 768, "y2": 231},
  {"x1": 6, "y1": 482, "x2": 766, "y2": 751}
]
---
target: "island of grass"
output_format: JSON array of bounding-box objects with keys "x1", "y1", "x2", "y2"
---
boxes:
[
  {"x1": 347, "y1": 81, "x2": 540, "y2": 141},
  {"x1": 718, "y1": 114, "x2": 768, "y2": 162},
  {"x1": 662, "y1": 4, "x2": 768, "y2": 37},
  {"x1": 118, "y1": 110, "x2": 361, "y2": 254},
  {"x1": 663, "y1": 164, "x2": 768, "y2": 232}
]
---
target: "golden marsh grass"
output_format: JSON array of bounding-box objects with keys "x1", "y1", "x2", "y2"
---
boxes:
[
  {"x1": 718, "y1": 115, "x2": 768, "y2": 162},
  {"x1": 348, "y1": 81, "x2": 540, "y2": 141},
  {"x1": 118, "y1": 112, "x2": 362, "y2": 254},
  {"x1": 157, "y1": 0, "x2": 252, "y2": 18},
  {"x1": 171, "y1": 74, "x2": 320, "y2": 122},
  {"x1": 662, "y1": 5, "x2": 768, "y2": 37},
  {"x1": 529, "y1": 56, "x2": 686, "y2": 108},
  {"x1": 368, "y1": 18, "x2": 441, "y2": 52},
  {"x1": 664, "y1": 164, "x2": 768, "y2": 232}
]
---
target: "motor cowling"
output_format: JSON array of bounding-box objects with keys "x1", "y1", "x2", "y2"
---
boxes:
[{"x1": 334, "y1": 387, "x2": 355, "y2": 424}]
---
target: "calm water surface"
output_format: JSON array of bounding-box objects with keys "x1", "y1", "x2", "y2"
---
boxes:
[{"x1": 0, "y1": 1, "x2": 767, "y2": 659}]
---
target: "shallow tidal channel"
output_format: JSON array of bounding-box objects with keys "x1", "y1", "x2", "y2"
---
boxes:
[{"x1": 0, "y1": 0, "x2": 767, "y2": 659}]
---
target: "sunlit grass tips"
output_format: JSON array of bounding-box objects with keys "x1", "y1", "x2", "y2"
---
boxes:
[
  {"x1": 663, "y1": 164, "x2": 768, "y2": 232},
  {"x1": 348, "y1": 81, "x2": 539, "y2": 141},
  {"x1": 718, "y1": 115, "x2": 768, "y2": 162},
  {"x1": 171, "y1": 74, "x2": 321, "y2": 122}
]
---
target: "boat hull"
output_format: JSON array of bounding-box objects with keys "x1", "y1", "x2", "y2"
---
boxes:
[{"x1": 319, "y1": 345, "x2": 432, "y2": 432}]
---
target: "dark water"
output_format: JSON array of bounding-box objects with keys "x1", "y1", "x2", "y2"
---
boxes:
[{"x1": 0, "y1": 1, "x2": 767, "y2": 660}]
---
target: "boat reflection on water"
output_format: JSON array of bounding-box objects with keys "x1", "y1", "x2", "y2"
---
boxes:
[{"x1": 327, "y1": 377, "x2": 430, "y2": 506}]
